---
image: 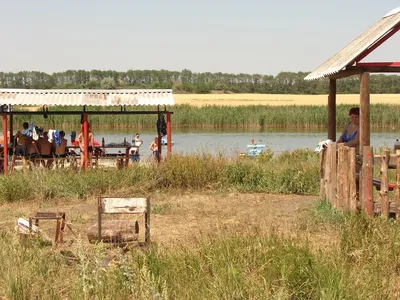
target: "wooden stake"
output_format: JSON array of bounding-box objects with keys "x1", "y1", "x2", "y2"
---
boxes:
[
  {"x1": 380, "y1": 149, "x2": 390, "y2": 217},
  {"x1": 349, "y1": 148, "x2": 357, "y2": 212},
  {"x1": 363, "y1": 146, "x2": 374, "y2": 216}
]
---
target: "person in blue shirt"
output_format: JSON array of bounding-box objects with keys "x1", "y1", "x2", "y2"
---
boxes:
[{"x1": 338, "y1": 107, "x2": 360, "y2": 154}]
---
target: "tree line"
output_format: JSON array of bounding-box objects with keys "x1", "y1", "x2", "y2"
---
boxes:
[{"x1": 1, "y1": 69, "x2": 400, "y2": 94}]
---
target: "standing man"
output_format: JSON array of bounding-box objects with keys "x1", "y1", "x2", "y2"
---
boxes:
[{"x1": 77, "y1": 124, "x2": 95, "y2": 169}]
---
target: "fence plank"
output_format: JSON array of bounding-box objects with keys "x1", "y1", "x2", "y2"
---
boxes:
[
  {"x1": 363, "y1": 146, "x2": 374, "y2": 216},
  {"x1": 325, "y1": 144, "x2": 332, "y2": 204},
  {"x1": 396, "y1": 150, "x2": 400, "y2": 218},
  {"x1": 330, "y1": 142, "x2": 337, "y2": 209},
  {"x1": 342, "y1": 147, "x2": 350, "y2": 211},
  {"x1": 337, "y1": 143, "x2": 345, "y2": 211},
  {"x1": 380, "y1": 149, "x2": 390, "y2": 218},
  {"x1": 349, "y1": 147, "x2": 358, "y2": 212},
  {"x1": 320, "y1": 147, "x2": 326, "y2": 199}
]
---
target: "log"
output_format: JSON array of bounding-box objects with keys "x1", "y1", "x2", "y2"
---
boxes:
[{"x1": 87, "y1": 219, "x2": 139, "y2": 244}]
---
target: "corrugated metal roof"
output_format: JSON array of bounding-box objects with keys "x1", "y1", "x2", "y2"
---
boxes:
[
  {"x1": 0, "y1": 89, "x2": 174, "y2": 106},
  {"x1": 305, "y1": 8, "x2": 400, "y2": 80}
]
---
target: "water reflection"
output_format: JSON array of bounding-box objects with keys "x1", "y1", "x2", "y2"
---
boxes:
[{"x1": 71, "y1": 128, "x2": 400, "y2": 158}]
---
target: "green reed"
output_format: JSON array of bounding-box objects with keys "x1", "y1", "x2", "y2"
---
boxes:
[
  {"x1": 0, "y1": 149, "x2": 319, "y2": 204},
  {"x1": 7, "y1": 104, "x2": 400, "y2": 130}
]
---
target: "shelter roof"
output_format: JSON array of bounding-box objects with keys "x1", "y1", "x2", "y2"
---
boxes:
[
  {"x1": 305, "y1": 8, "x2": 400, "y2": 80},
  {"x1": 0, "y1": 89, "x2": 174, "y2": 106}
]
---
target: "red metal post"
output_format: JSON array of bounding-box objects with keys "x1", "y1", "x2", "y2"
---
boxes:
[
  {"x1": 83, "y1": 113, "x2": 89, "y2": 171},
  {"x1": 2, "y1": 114, "x2": 8, "y2": 176},
  {"x1": 166, "y1": 112, "x2": 171, "y2": 154}
]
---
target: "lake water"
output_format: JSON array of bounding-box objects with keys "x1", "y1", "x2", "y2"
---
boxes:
[{"x1": 81, "y1": 128, "x2": 400, "y2": 159}]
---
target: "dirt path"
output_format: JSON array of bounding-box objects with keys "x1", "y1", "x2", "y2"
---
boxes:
[{"x1": 0, "y1": 192, "x2": 317, "y2": 248}]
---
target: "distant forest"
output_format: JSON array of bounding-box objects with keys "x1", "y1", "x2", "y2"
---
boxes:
[{"x1": 1, "y1": 69, "x2": 400, "y2": 94}]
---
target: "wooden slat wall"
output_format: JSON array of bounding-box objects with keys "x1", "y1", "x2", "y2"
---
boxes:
[{"x1": 321, "y1": 142, "x2": 400, "y2": 218}]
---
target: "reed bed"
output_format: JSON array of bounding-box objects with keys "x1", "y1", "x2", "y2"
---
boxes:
[
  {"x1": 8, "y1": 103, "x2": 400, "y2": 130},
  {"x1": 0, "y1": 149, "x2": 319, "y2": 204}
]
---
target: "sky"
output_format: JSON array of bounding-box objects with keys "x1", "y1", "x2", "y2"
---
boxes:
[{"x1": 1, "y1": 0, "x2": 400, "y2": 76}]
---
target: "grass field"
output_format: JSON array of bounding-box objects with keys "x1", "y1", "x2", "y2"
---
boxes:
[{"x1": 174, "y1": 93, "x2": 400, "y2": 106}]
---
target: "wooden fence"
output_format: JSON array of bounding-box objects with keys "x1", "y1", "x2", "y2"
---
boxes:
[{"x1": 320, "y1": 142, "x2": 400, "y2": 218}]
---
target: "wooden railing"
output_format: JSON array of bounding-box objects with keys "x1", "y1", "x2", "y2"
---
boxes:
[{"x1": 320, "y1": 142, "x2": 400, "y2": 218}]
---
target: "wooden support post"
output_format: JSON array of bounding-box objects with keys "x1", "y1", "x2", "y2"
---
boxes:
[
  {"x1": 349, "y1": 148, "x2": 357, "y2": 212},
  {"x1": 2, "y1": 114, "x2": 8, "y2": 176},
  {"x1": 330, "y1": 142, "x2": 337, "y2": 208},
  {"x1": 328, "y1": 79, "x2": 336, "y2": 141},
  {"x1": 380, "y1": 149, "x2": 390, "y2": 218},
  {"x1": 363, "y1": 146, "x2": 373, "y2": 216},
  {"x1": 157, "y1": 113, "x2": 162, "y2": 163},
  {"x1": 360, "y1": 72, "x2": 370, "y2": 155},
  {"x1": 98, "y1": 198, "x2": 102, "y2": 243},
  {"x1": 337, "y1": 143, "x2": 345, "y2": 210},
  {"x1": 319, "y1": 147, "x2": 326, "y2": 199},
  {"x1": 83, "y1": 113, "x2": 89, "y2": 171},
  {"x1": 145, "y1": 197, "x2": 151, "y2": 243},
  {"x1": 396, "y1": 150, "x2": 400, "y2": 218},
  {"x1": 166, "y1": 112, "x2": 172, "y2": 155}
]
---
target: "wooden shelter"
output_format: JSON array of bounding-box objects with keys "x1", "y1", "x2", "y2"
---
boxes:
[
  {"x1": 305, "y1": 7, "x2": 400, "y2": 148},
  {"x1": 0, "y1": 89, "x2": 175, "y2": 175},
  {"x1": 306, "y1": 7, "x2": 400, "y2": 217}
]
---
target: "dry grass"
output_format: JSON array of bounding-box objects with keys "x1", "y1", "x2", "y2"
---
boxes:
[
  {"x1": 174, "y1": 93, "x2": 400, "y2": 106},
  {"x1": 0, "y1": 192, "x2": 316, "y2": 248}
]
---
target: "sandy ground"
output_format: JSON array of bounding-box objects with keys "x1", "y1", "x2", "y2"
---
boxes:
[
  {"x1": 0, "y1": 192, "x2": 317, "y2": 249},
  {"x1": 174, "y1": 93, "x2": 400, "y2": 106}
]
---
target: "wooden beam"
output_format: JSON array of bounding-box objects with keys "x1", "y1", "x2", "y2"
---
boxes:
[
  {"x1": 330, "y1": 68, "x2": 363, "y2": 79},
  {"x1": 329, "y1": 66, "x2": 400, "y2": 80},
  {"x1": 356, "y1": 62, "x2": 400, "y2": 67},
  {"x1": 354, "y1": 25, "x2": 400, "y2": 63},
  {"x1": 360, "y1": 72, "x2": 370, "y2": 155},
  {"x1": 328, "y1": 79, "x2": 336, "y2": 141}
]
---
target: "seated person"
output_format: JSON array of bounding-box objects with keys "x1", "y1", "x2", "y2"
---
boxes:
[
  {"x1": 26, "y1": 137, "x2": 40, "y2": 165},
  {"x1": 38, "y1": 132, "x2": 54, "y2": 167},
  {"x1": 54, "y1": 131, "x2": 68, "y2": 158},
  {"x1": 14, "y1": 122, "x2": 30, "y2": 157},
  {"x1": 54, "y1": 131, "x2": 68, "y2": 168},
  {"x1": 337, "y1": 107, "x2": 359, "y2": 154}
]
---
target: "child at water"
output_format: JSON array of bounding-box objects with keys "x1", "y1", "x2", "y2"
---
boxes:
[
  {"x1": 149, "y1": 137, "x2": 159, "y2": 160},
  {"x1": 131, "y1": 133, "x2": 143, "y2": 162}
]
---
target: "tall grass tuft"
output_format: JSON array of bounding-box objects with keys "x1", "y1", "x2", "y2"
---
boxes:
[{"x1": 0, "y1": 150, "x2": 319, "y2": 203}]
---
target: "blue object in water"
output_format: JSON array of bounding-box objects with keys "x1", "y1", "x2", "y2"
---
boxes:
[{"x1": 244, "y1": 144, "x2": 265, "y2": 157}]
